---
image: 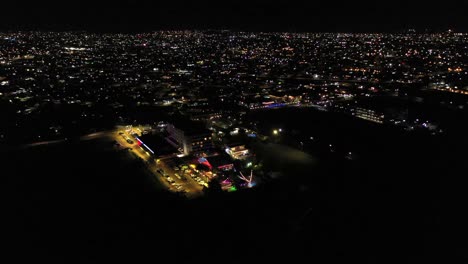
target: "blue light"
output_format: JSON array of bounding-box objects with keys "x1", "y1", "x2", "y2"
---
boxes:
[{"x1": 266, "y1": 103, "x2": 286, "y2": 109}]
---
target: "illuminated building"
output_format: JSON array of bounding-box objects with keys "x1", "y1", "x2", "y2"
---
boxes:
[
  {"x1": 338, "y1": 97, "x2": 409, "y2": 126},
  {"x1": 225, "y1": 144, "x2": 250, "y2": 160},
  {"x1": 134, "y1": 134, "x2": 178, "y2": 158},
  {"x1": 206, "y1": 155, "x2": 234, "y2": 171},
  {"x1": 197, "y1": 155, "x2": 234, "y2": 171},
  {"x1": 355, "y1": 107, "x2": 385, "y2": 124},
  {"x1": 166, "y1": 120, "x2": 213, "y2": 155},
  {"x1": 135, "y1": 136, "x2": 155, "y2": 155}
]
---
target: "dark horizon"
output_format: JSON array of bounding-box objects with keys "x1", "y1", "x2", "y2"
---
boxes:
[
  {"x1": 0, "y1": 26, "x2": 464, "y2": 34},
  {"x1": 1, "y1": 0, "x2": 467, "y2": 33}
]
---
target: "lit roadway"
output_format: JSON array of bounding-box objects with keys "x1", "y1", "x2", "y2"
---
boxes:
[
  {"x1": 111, "y1": 127, "x2": 203, "y2": 198},
  {"x1": 22, "y1": 127, "x2": 204, "y2": 198}
]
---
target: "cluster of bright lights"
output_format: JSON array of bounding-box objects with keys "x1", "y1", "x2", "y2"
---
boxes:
[{"x1": 273, "y1": 128, "x2": 282, "y2": 135}]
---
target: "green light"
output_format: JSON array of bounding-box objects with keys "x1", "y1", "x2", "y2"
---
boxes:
[{"x1": 228, "y1": 186, "x2": 237, "y2": 192}]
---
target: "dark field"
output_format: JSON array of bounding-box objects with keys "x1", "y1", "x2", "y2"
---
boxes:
[{"x1": 2, "y1": 119, "x2": 468, "y2": 263}]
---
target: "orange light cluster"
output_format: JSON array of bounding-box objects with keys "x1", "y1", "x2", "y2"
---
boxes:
[{"x1": 448, "y1": 67, "x2": 463, "y2": 72}]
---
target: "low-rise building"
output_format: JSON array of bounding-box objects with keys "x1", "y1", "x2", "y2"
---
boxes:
[
  {"x1": 355, "y1": 107, "x2": 385, "y2": 124},
  {"x1": 225, "y1": 143, "x2": 250, "y2": 160}
]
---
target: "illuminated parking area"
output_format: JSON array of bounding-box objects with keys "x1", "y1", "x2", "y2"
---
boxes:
[{"x1": 112, "y1": 126, "x2": 204, "y2": 197}]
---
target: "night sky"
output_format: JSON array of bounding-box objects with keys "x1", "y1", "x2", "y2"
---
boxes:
[{"x1": 1, "y1": 0, "x2": 467, "y2": 32}]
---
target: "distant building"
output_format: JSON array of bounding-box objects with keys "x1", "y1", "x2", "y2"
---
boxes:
[
  {"x1": 355, "y1": 107, "x2": 385, "y2": 124},
  {"x1": 166, "y1": 120, "x2": 213, "y2": 155},
  {"x1": 333, "y1": 97, "x2": 409, "y2": 125},
  {"x1": 190, "y1": 111, "x2": 222, "y2": 122}
]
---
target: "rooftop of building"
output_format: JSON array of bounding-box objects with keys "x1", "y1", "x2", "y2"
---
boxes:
[
  {"x1": 169, "y1": 117, "x2": 211, "y2": 136},
  {"x1": 137, "y1": 134, "x2": 177, "y2": 156},
  {"x1": 207, "y1": 154, "x2": 234, "y2": 168}
]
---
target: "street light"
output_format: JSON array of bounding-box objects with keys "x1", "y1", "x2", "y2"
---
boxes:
[{"x1": 273, "y1": 130, "x2": 279, "y2": 135}]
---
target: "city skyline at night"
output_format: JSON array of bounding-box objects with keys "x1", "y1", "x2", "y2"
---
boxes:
[{"x1": 2, "y1": 2, "x2": 467, "y2": 263}]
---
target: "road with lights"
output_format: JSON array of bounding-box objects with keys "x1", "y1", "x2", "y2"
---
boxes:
[
  {"x1": 111, "y1": 127, "x2": 204, "y2": 198},
  {"x1": 22, "y1": 127, "x2": 205, "y2": 198}
]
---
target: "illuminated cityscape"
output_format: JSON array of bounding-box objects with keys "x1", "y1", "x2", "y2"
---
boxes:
[
  {"x1": 2, "y1": 31, "x2": 466, "y2": 144},
  {"x1": 2, "y1": 1, "x2": 468, "y2": 263}
]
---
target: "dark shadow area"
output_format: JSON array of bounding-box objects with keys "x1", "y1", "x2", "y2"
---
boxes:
[{"x1": 3, "y1": 116, "x2": 468, "y2": 263}]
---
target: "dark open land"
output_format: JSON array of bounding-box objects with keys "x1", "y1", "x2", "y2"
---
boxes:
[{"x1": 3, "y1": 109, "x2": 468, "y2": 263}]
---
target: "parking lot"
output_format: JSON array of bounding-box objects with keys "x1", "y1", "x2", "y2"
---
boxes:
[{"x1": 112, "y1": 126, "x2": 204, "y2": 198}]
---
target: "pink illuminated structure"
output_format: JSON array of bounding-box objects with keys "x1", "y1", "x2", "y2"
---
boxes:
[{"x1": 238, "y1": 170, "x2": 254, "y2": 188}]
